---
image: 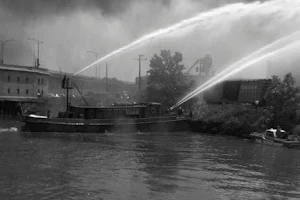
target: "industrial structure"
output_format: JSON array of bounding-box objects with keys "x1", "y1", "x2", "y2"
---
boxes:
[
  {"x1": 184, "y1": 54, "x2": 216, "y2": 88},
  {"x1": 186, "y1": 54, "x2": 214, "y2": 76}
]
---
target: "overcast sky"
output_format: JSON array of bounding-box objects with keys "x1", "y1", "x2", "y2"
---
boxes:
[{"x1": 1, "y1": 0, "x2": 300, "y2": 82}]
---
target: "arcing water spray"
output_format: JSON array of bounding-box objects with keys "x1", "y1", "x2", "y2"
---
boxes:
[
  {"x1": 172, "y1": 30, "x2": 300, "y2": 108},
  {"x1": 171, "y1": 40, "x2": 300, "y2": 110},
  {"x1": 73, "y1": 0, "x2": 300, "y2": 77}
]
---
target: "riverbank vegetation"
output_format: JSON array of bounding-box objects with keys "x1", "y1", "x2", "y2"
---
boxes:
[
  {"x1": 190, "y1": 73, "x2": 300, "y2": 136},
  {"x1": 190, "y1": 103, "x2": 269, "y2": 136}
]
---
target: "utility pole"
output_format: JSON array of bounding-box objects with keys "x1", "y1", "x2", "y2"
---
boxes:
[
  {"x1": 98, "y1": 65, "x2": 100, "y2": 80},
  {"x1": 106, "y1": 62, "x2": 108, "y2": 93},
  {"x1": 134, "y1": 54, "x2": 147, "y2": 90},
  {"x1": 266, "y1": 60, "x2": 272, "y2": 79},
  {"x1": 87, "y1": 50, "x2": 99, "y2": 79},
  {"x1": 1, "y1": 39, "x2": 14, "y2": 64},
  {"x1": 28, "y1": 38, "x2": 43, "y2": 67}
]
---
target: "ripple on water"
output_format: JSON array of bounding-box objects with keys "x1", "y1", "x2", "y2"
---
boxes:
[{"x1": 1, "y1": 131, "x2": 300, "y2": 199}]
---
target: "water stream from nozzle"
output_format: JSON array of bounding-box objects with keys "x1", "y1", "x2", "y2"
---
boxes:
[
  {"x1": 171, "y1": 39, "x2": 300, "y2": 110},
  {"x1": 171, "y1": 30, "x2": 300, "y2": 109},
  {"x1": 73, "y1": 0, "x2": 300, "y2": 77}
]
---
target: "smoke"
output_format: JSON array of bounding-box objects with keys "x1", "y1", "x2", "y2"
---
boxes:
[
  {"x1": 0, "y1": 0, "x2": 299, "y2": 83},
  {"x1": 0, "y1": 0, "x2": 131, "y2": 18}
]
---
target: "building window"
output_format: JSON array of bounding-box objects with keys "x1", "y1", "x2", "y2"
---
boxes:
[
  {"x1": 26, "y1": 89, "x2": 29, "y2": 95},
  {"x1": 17, "y1": 77, "x2": 20, "y2": 82},
  {"x1": 17, "y1": 89, "x2": 20, "y2": 94},
  {"x1": 8, "y1": 75, "x2": 10, "y2": 82},
  {"x1": 41, "y1": 79, "x2": 44, "y2": 84},
  {"x1": 26, "y1": 77, "x2": 29, "y2": 83},
  {"x1": 41, "y1": 90, "x2": 44, "y2": 95},
  {"x1": 38, "y1": 78, "x2": 40, "y2": 84},
  {"x1": 7, "y1": 88, "x2": 10, "y2": 94}
]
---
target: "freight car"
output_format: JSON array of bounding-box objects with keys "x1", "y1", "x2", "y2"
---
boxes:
[{"x1": 203, "y1": 79, "x2": 271, "y2": 104}]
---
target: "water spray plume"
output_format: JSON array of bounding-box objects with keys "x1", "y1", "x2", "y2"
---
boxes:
[
  {"x1": 173, "y1": 30, "x2": 300, "y2": 108},
  {"x1": 72, "y1": 0, "x2": 300, "y2": 78},
  {"x1": 171, "y1": 40, "x2": 300, "y2": 110},
  {"x1": 73, "y1": 1, "x2": 265, "y2": 77}
]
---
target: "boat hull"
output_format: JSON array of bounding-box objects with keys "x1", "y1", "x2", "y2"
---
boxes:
[
  {"x1": 21, "y1": 116, "x2": 190, "y2": 133},
  {"x1": 250, "y1": 133, "x2": 300, "y2": 149}
]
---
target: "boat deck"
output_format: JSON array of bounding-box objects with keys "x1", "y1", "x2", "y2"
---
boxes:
[{"x1": 22, "y1": 115, "x2": 190, "y2": 133}]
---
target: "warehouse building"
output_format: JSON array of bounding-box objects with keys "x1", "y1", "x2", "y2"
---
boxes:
[
  {"x1": 203, "y1": 79, "x2": 271, "y2": 104},
  {"x1": 0, "y1": 64, "x2": 50, "y2": 117}
]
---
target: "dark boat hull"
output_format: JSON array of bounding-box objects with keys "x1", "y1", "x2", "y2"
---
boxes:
[
  {"x1": 21, "y1": 116, "x2": 190, "y2": 133},
  {"x1": 249, "y1": 133, "x2": 300, "y2": 149}
]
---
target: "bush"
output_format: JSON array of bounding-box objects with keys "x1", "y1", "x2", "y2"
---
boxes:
[
  {"x1": 264, "y1": 73, "x2": 300, "y2": 131},
  {"x1": 292, "y1": 125, "x2": 300, "y2": 135},
  {"x1": 221, "y1": 117, "x2": 243, "y2": 135},
  {"x1": 191, "y1": 102, "x2": 266, "y2": 136}
]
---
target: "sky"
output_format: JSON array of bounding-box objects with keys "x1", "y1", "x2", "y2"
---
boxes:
[{"x1": 1, "y1": 0, "x2": 300, "y2": 83}]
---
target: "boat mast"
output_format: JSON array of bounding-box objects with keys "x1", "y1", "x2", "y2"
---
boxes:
[
  {"x1": 106, "y1": 63, "x2": 109, "y2": 106},
  {"x1": 66, "y1": 80, "x2": 69, "y2": 112},
  {"x1": 106, "y1": 63, "x2": 108, "y2": 94},
  {"x1": 62, "y1": 75, "x2": 73, "y2": 112}
]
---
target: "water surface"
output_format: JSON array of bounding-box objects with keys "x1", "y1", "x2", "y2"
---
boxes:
[{"x1": 0, "y1": 125, "x2": 300, "y2": 199}]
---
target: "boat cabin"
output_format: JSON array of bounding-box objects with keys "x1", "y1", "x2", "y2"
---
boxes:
[
  {"x1": 59, "y1": 102, "x2": 162, "y2": 119},
  {"x1": 264, "y1": 128, "x2": 286, "y2": 139}
]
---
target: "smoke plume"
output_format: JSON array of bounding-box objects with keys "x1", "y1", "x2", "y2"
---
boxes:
[{"x1": 0, "y1": 0, "x2": 299, "y2": 83}]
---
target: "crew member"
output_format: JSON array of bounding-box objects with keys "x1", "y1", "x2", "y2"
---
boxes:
[
  {"x1": 47, "y1": 109, "x2": 51, "y2": 118},
  {"x1": 189, "y1": 109, "x2": 193, "y2": 119},
  {"x1": 276, "y1": 126, "x2": 282, "y2": 138},
  {"x1": 178, "y1": 107, "x2": 183, "y2": 116}
]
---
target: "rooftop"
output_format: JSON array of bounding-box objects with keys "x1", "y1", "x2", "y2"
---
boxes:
[
  {"x1": 0, "y1": 96, "x2": 42, "y2": 102},
  {"x1": 0, "y1": 64, "x2": 50, "y2": 75}
]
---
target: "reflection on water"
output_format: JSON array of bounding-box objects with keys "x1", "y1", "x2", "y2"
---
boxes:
[{"x1": 0, "y1": 130, "x2": 300, "y2": 200}]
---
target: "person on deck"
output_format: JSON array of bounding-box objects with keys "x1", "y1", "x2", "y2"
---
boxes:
[
  {"x1": 276, "y1": 126, "x2": 282, "y2": 138},
  {"x1": 177, "y1": 107, "x2": 183, "y2": 116},
  {"x1": 47, "y1": 109, "x2": 51, "y2": 118},
  {"x1": 189, "y1": 109, "x2": 193, "y2": 119}
]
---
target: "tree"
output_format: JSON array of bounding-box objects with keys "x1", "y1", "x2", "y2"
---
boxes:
[
  {"x1": 264, "y1": 73, "x2": 300, "y2": 129},
  {"x1": 145, "y1": 50, "x2": 193, "y2": 108}
]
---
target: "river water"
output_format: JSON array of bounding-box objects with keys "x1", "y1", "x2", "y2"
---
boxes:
[{"x1": 1, "y1": 123, "x2": 300, "y2": 199}]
